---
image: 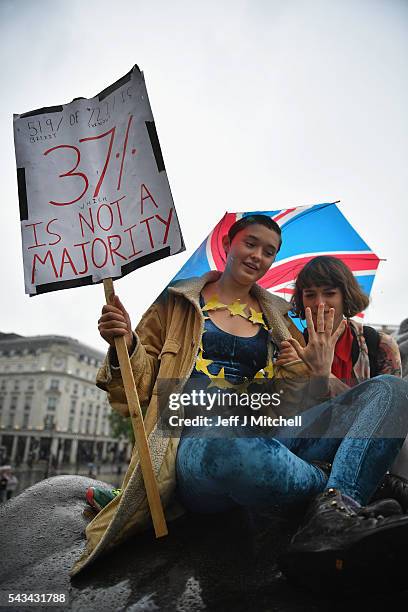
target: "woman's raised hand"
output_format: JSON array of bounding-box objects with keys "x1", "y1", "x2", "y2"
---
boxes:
[
  {"x1": 98, "y1": 296, "x2": 133, "y2": 351},
  {"x1": 287, "y1": 303, "x2": 346, "y2": 377}
]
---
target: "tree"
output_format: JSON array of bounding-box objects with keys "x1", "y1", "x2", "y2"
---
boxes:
[{"x1": 108, "y1": 410, "x2": 134, "y2": 443}]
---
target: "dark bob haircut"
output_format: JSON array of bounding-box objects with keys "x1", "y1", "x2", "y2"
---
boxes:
[
  {"x1": 291, "y1": 255, "x2": 370, "y2": 319},
  {"x1": 227, "y1": 215, "x2": 282, "y2": 252}
]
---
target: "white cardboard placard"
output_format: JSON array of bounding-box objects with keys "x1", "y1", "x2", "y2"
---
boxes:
[{"x1": 13, "y1": 65, "x2": 184, "y2": 295}]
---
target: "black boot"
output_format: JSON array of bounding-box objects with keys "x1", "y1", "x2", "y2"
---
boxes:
[
  {"x1": 278, "y1": 488, "x2": 408, "y2": 592},
  {"x1": 356, "y1": 497, "x2": 402, "y2": 518},
  {"x1": 372, "y1": 473, "x2": 408, "y2": 513}
]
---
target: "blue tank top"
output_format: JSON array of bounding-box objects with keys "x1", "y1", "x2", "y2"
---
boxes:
[
  {"x1": 177, "y1": 297, "x2": 269, "y2": 437},
  {"x1": 190, "y1": 316, "x2": 269, "y2": 385}
]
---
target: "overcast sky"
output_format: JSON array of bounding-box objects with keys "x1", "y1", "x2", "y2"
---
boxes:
[{"x1": 1, "y1": 0, "x2": 407, "y2": 353}]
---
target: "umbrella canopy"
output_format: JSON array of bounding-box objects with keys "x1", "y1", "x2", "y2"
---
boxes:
[{"x1": 171, "y1": 202, "x2": 380, "y2": 325}]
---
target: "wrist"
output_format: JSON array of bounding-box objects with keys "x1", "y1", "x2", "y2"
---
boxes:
[
  {"x1": 309, "y1": 375, "x2": 330, "y2": 399},
  {"x1": 127, "y1": 333, "x2": 136, "y2": 354},
  {"x1": 310, "y1": 368, "x2": 331, "y2": 378}
]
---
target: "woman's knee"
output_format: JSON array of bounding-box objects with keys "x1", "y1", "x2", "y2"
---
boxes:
[
  {"x1": 373, "y1": 374, "x2": 408, "y2": 401},
  {"x1": 375, "y1": 373, "x2": 407, "y2": 388},
  {"x1": 358, "y1": 374, "x2": 407, "y2": 396},
  {"x1": 369, "y1": 376, "x2": 408, "y2": 431}
]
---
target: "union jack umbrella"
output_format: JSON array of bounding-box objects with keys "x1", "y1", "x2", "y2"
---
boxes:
[{"x1": 171, "y1": 202, "x2": 381, "y2": 327}]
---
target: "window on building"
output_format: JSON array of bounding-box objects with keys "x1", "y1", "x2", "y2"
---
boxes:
[
  {"x1": 8, "y1": 412, "x2": 15, "y2": 428},
  {"x1": 0, "y1": 380, "x2": 6, "y2": 391},
  {"x1": 27, "y1": 379, "x2": 34, "y2": 391},
  {"x1": 82, "y1": 386, "x2": 87, "y2": 397},
  {"x1": 13, "y1": 380, "x2": 20, "y2": 391},
  {"x1": 44, "y1": 414, "x2": 54, "y2": 430},
  {"x1": 68, "y1": 416, "x2": 74, "y2": 432},
  {"x1": 50, "y1": 379, "x2": 60, "y2": 391},
  {"x1": 47, "y1": 397, "x2": 58, "y2": 411},
  {"x1": 10, "y1": 397, "x2": 18, "y2": 411},
  {"x1": 73, "y1": 383, "x2": 78, "y2": 395},
  {"x1": 23, "y1": 413, "x2": 29, "y2": 428},
  {"x1": 86, "y1": 419, "x2": 91, "y2": 434},
  {"x1": 88, "y1": 404, "x2": 93, "y2": 416},
  {"x1": 24, "y1": 400, "x2": 31, "y2": 412}
]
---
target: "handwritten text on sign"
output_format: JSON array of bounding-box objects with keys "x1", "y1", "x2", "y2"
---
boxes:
[{"x1": 13, "y1": 66, "x2": 184, "y2": 295}]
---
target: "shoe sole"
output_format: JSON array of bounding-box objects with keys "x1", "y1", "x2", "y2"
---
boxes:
[{"x1": 279, "y1": 519, "x2": 408, "y2": 593}]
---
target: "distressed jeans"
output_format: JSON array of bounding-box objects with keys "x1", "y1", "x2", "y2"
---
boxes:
[{"x1": 176, "y1": 375, "x2": 408, "y2": 512}]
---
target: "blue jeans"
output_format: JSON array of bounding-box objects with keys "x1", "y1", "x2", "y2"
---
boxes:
[{"x1": 176, "y1": 375, "x2": 408, "y2": 512}]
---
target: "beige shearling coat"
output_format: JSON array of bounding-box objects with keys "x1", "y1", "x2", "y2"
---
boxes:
[{"x1": 70, "y1": 271, "x2": 309, "y2": 576}]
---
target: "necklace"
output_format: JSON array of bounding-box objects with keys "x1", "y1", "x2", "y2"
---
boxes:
[{"x1": 202, "y1": 295, "x2": 268, "y2": 329}]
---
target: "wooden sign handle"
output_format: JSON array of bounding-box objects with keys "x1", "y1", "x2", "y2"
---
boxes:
[{"x1": 103, "y1": 278, "x2": 168, "y2": 538}]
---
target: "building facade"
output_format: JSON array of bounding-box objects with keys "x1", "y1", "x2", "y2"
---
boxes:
[{"x1": 0, "y1": 332, "x2": 130, "y2": 466}]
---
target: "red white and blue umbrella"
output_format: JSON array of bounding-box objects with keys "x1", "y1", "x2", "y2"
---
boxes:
[{"x1": 171, "y1": 202, "x2": 380, "y2": 326}]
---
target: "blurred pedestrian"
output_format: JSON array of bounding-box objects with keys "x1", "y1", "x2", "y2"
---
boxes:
[
  {"x1": 5, "y1": 468, "x2": 18, "y2": 500},
  {"x1": 87, "y1": 462, "x2": 97, "y2": 478},
  {"x1": 0, "y1": 467, "x2": 8, "y2": 503}
]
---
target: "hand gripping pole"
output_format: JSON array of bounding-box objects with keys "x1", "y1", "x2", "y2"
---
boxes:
[{"x1": 103, "y1": 278, "x2": 168, "y2": 538}]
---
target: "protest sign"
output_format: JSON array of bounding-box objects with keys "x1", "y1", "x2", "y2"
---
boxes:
[
  {"x1": 13, "y1": 65, "x2": 184, "y2": 296},
  {"x1": 13, "y1": 66, "x2": 174, "y2": 537}
]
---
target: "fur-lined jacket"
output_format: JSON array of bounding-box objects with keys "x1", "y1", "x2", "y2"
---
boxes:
[{"x1": 71, "y1": 271, "x2": 312, "y2": 576}]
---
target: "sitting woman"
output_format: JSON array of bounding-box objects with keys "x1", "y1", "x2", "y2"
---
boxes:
[
  {"x1": 78, "y1": 216, "x2": 408, "y2": 583},
  {"x1": 282, "y1": 255, "x2": 407, "y2": 508}
]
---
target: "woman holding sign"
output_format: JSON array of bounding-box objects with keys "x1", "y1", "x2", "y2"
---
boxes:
[{"x1": 85, "y1": 215, "x2": 408, "y2": 585}]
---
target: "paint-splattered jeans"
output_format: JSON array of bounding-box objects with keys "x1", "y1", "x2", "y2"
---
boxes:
[{"x1": 176, "y1": 375, "x2": 408, "y2": 511}]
